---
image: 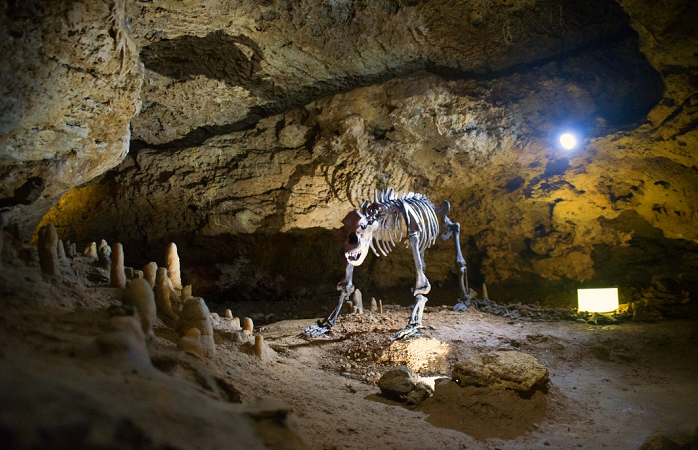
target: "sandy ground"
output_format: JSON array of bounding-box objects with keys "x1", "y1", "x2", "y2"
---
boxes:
[{"x1": 1, "y1": 251, "x2": 698, "y2": 450}]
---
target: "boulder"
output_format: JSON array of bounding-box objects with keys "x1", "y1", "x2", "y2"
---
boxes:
[
  {"x1": 380, "y1": 337, "x2": 449, "y2": 374},
  {"x1": 451, "y1": 351, "x2": 549, "y2": 395}
]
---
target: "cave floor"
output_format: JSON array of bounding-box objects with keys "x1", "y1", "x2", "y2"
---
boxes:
[{"x1": 1, "y1": 257, "x2": 698, "y2": 450}]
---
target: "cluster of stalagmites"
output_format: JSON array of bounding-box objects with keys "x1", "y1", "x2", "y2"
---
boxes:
[{"x1": 32, "y1": 223, "x2": 271, "y2": 362}]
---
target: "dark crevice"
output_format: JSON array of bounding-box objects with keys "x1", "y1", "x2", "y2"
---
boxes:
[{"x1": 427, "y1": 28, "x2": 639, "y2": 82}]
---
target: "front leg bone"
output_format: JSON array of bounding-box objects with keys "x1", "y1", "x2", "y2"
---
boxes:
[
  {"x1": 443, "y1": 215, "x2": 469, "y2": 300},
  {"x1": 303, "y1": 263, "x2": 355, "y2": 336}
]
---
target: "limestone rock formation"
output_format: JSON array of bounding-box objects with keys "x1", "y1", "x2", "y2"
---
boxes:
[
  {"x1": 3, "y1": 0, "x2": 698, "y2": 309},
  {"x1": 380, "y1": 337, "x2": 450, "y2": 374},
  {"x1": 377, "y1": 366, "x2": 433, "y2": 405},
  {"x1": 122, "y1": 278, "x2": 157, "y2": 338},
  {"x1": 37, "y1": 224, "x2": 58, "y2": 275},
  {"x1": 451, "y1": 351, "x2": 549, "y2": 394},
  {"x1": 178, "y1": 297, "x2": 215, "y2": 357},
  {"x1": 0, "y1": 0, "x2": 143, "y2": 233}
]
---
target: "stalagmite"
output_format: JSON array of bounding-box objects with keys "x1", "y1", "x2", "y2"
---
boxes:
[
  {"x1": 143, "y1": 262, "x2": 157, "y2": 287},
  {"x1": 122, "y1": 278, "x2": 156, "y2": 338},
  {"x1": 346, "y1": 300, "x2": 353, "y2": 314},
  {"x1": 254, "y1": 335, "x2": 265, "y2": 360},
  {"x1": 371, "y1": 298, "x2": 378, "y2": 313},
  {"x1": 38, "y1": 224, "x2": 58, "y2": 275},
  {"x1": 84, "y1": 242, "x2": 97, "y2": 258},
  {"x1": 166, "y1": 242, "x2": 182, "y2": 289},
  {"x1": 352, "y1": 289, "x2": 364, "y2": 314},
  {"x1": 243, "y1": 317, "x2": 254, "y2": 336},
  {"x1": 97, "y1": 315, "x2": 152, "y2": 370},
  {"x1": 232, "y1": 317, "x2": 241, "y2": 329},
  {"x1": 57, "y1": 239, "x2": 66, "y2": 261},
  {"x1": 482, "y1": 283, "x2": 489, "y2": 300},
  {"x1": 182, "y1": 285, "x2": 192, "y2": 302},
  {"x1": 110, "y1": 243, "x2": 126, "y2": 288},
  {"x1": 155, "y1": 267, "x2": 175, "y2": 319},
  {"x1": 68, "y1": 242, "x2": 77, "y2": 258},
  {"x1": 379, "y1": 299, "x2": 383, "y2": 314},
  {"x1": 177, "y1": 328, "x2": 204, "y2": 359},
  {"x1": 178, "y1": 297, "x2": 215, "y2": 357},
  {"x1": 225, "y1": 309, "x2": 233, "y2": 319},
  {"x1": 97, "y1": 239, "x2": 111, "y2": 269}
]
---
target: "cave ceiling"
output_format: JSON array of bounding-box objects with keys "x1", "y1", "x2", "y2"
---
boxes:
[{"x1": 2, "y1": 0, "x2": 698, "y2": 306}]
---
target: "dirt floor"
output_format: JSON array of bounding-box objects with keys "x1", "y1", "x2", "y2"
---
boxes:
[{"x1": 1, "y1": 249, "x2": 698, "y2": 450}]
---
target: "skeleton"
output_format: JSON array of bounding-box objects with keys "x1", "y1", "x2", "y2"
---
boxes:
[{"x1": 304, "y1": 188, "x2": 469, "y2": 339}]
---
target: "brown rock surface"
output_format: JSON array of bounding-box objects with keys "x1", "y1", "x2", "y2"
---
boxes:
[
  {"x1": 451, "y1": 350, "x2": 549, "y2": 393},
  {"x1": 0, "y1": 1, "x2": 143, "y2": 233},
  {"x1": 3, "y1": 0, "x2": 698, "y2": 308}
]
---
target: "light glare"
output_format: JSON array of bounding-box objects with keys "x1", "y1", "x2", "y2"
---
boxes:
[
  {"x1": 577, "y1": 288, "x2": 619, "y2": 313},
  {"x1": 559, "y1": 133, "x2": 577, "y2": 150}
]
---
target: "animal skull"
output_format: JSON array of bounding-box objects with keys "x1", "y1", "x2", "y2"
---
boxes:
[{"x1": 341, "y1": 210, "x2": 378, "y2": 266}]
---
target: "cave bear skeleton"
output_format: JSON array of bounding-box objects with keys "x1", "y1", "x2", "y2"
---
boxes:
[{"x1": 304, "y1": 188, "x2": 469, "y2": 339}]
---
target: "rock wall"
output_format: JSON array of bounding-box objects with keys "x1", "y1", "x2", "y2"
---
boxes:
[
  {"x1": 40, "y1": 29, "x2": 698, "y2": 307},
  {"x1": 0, "y1": 0, "x2": 143, "y2": 234},
  {"x1": 5, "y1": 0, "x2": 698, "y2": 309}
]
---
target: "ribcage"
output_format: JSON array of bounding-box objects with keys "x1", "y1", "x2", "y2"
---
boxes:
[{"x1": 365, "y1": 188, "x2": 441, "y2": 257}]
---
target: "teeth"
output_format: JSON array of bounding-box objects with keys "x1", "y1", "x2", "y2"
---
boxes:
[{"x1": 346, "y1": 250, "x2": 361, "y2": 261}]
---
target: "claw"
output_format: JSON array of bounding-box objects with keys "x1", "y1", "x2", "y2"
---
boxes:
[
  {"x1": 302, "y1": 323, "x2": 332, "y2": 337},
  {"x1": 394, "y1": 324, "x2": 429, "y2": 340}
]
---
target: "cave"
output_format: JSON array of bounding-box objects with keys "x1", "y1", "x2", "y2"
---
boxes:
[{"x1": 1, "y1": 0, "x2": 698, "y2": 449}]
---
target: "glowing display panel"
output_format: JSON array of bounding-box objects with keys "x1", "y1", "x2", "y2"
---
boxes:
[{"x1": 577, "y1": 288, "x2": 619, "y2": 312}]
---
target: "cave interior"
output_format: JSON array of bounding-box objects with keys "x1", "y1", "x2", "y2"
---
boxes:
[{"x1": 1, "y1": 0, "x2": 698, "y2": 449}]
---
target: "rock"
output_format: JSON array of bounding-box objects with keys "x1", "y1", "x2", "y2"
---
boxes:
[
  {"x1": 56, "y1": 239, "x2": 67, "y2": 261},
  {"x1": 377, "y1": 367, "x2": 433, "y2": 405},
  {"x1": 406, "y1": 382, "x2": 433, "y2": 406},
  {"x1": 177, "y1": 328, "x2": 204, "y2": 359},
  {"x1": 166, "y1": 242, "x2": 182, "y2": 289},
  {"x1": 143, "y1": 262, "x2": 157, "y2": 287},
  {"x1": 451, "y1": 351, "x2": 549, "y2": 395},
  {"x1": 240, "y1": 334, "x2": 276, "y2": 360},
  {"x1": 380, "y1": 337, "x2": 450, "y2": 374},
  {"x1": 84, "y1": 242, "x2": 98, "y2": 259},
  {"x1": 95, "y1": 315, "x2": 152, "y2": 371},
  {"x1": 638, "y1": 434, "x2": 681, "y2": 450},
  {"x1": 377, "y1": 367, "x2": 418, "y2": 399},
  {"x1": 122, "y1": 278, "x2": 156, "y2": 338},
  {"x1": 154, "y1": 267, "x2": 176, "y2": 320},
  {"x1": 37, "y1": 224, "x2": 58, "y2": 275},
  {"x1": 242, "y1": 317, "x2": 254, "y2": 336},
  {"x1": 97, "y1": 239, "x2": 111, "y2": 270},
  {"x1": 352, "y1": 289, "x2": 364, "y2": 314},
  {"x1": 110, "y1": 243, "x2": 126, "y2": 288},
  {"x1": 178, "y1": 297, "x2": 215, "y2": 357},
  {"x1": 0, "y1": 0, "x2": 143, "y2": 235}
]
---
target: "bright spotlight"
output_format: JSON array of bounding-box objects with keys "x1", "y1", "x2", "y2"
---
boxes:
[{"x1": 559, "y1": 133, "x2": 577, "y2": 150}]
